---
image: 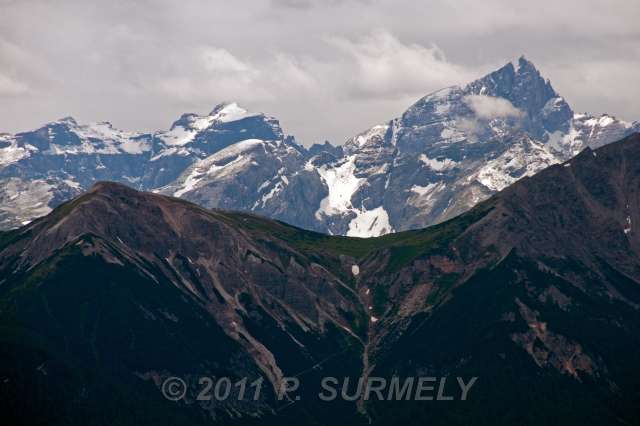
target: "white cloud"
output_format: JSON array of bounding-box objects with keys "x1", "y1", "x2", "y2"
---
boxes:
[
  {"x1": 327, "y1": 31, "x2": 475, "y2": 99},
  {"x1": 0, "y1": 73, "x2": 28, "y2": 96},
  {"x1": 267, "y1": 54, "x2": 319, "y2": 93},
  {"x1": 271, "y1": 0, "x2": 371, "y2": 9},
  {"x1": 201, "y1": 48, "x2": 253, "y2": 74},
  {"x1": 0, "y1": 0, "x2": 638, "y2": 145},
  {"x1": 147, "y1": 32, "x2": 473, "y2": 109},
  {"x1": 463, "y1": 94, "x2": 524, "y2": 120},
  {"x1": 136, "y1": 31, "x2": 480, "y2": 144},
  {"x1": 148, "y1": 45, "x2": 319, "y2": 109}
]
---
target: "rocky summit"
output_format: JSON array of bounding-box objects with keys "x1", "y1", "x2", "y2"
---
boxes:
[{"x1": 1, "y1": 58, "x2": 638, "y2": 235}]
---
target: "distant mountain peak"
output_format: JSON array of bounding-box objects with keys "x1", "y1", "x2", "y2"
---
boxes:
[
  {"x1": 515, "y1": 55, "x2": 537, "y2": 72},
  {"x1": 210, "y1": 101, "x2": 238, "y2": 114},
  {"x1": 482, "y1": 56, "x2": 549, "y2": 89},
  {"x1": 209, "y1": 101, "x2": 258, "y2": 122},
  {"x1": 54, "y1": 116, "x2": 78, "y2": 126},
  {"x1": 460, "y1": 57, "x2": 567, "y2": 130},
  {"x1": 1, "y1": 56, "x2": 638, "y2": 237},
  {"x1": 167, "y1": 103, "x2": 261, "y2": 133}
]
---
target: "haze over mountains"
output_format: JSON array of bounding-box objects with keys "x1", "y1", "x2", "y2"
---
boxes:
[
  {"x1": 2, "y1": 134, "x2": 640, "y2": 425},
  {"x1": 1, "y1": 57, "x2": 638, "y2": 234}
]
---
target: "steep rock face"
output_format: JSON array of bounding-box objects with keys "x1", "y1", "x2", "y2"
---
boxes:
[
  {"x1": 311, "y1": 57, "x2": 638, "y2": 236},
  {"x1": 146, "y1": 103, "x2": 287, "y2": 188},
  {"x1": 0, "y1": 117, "x2": 151, "y2": 229},
  {"x1": 1, "y1": 59, "x2": 638, "y2": 236},
  {"x1": 157, "y1": 137, "x2": 328, "y2": 233},
  {"x1": 1, "y1": 117, "x2": 152, "y2": 187},
  {"x1": 2, "y1": 135, "x2": 640, "y2": 425},
  {"x1": 0, "y1": 103, "x2": 300, "y2": 229}
]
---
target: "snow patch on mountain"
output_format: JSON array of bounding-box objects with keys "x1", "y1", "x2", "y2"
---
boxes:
[
  {"x1": 356, "y1": 125, "x2": 389, "y2": 147},
  {"x1": 211, "y1": 102, "x2": 258, "y2": 123},
  {"x1": 409, "y1": 182, "x2": 446, "y2": 209},
  {"x1": 0, "y1": 178, "x2": 55, "y2": 228},
  {"x1": 541, "y1": 97, "x2": 568, "y2": 117},
  {"x1": 476, "y1": 139, "x2": 559, "y2": 191},
  {"x1": 347, "y1": 206, "x2": 392, "y2": 237},
  {"x1": 38, "y1": 121, "x2": 150, "y2": 156},
  {"x1": 255, "y1": 168, "x2": 291, "y2": 209},
  {"x1": 149, "y1": 146, "x2": 191, "y2": 161},
  {"x1": 173, "y1": 139, "x2": 265, "y2": 197},
  {"x1": 259, "y1": 181, "x2": 283, "y2": 206},
  {"x1": 343, "y1": 124, "x2": 390, "y2": 153},
  {"x1": 73, "y1": 122, "x2": 149, "y2": 154},
  {"x1": 315, "y1": 155, "x2": 364, "y2": 219},
  {"x1": 159, "y1": 103, "x2": 260, "y2": 147},
  {"x1": 0, "y1": 135, "x2": 30, "y2": 167},
  {"x1": 547, "y1": 113, "x2": 635, "y2": 158},
  {"x1": 1, "y1": 58, "x2": 638, "y2": 236},
  {"x1": 418, "y1": 154, "x2": 457, "y2": 171},
  {"x1": 159, "y1": 122, "x2": 204, "y2": 146}
]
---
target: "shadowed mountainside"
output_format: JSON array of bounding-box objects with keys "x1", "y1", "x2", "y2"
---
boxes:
[{"x1": 1, "y1": 133, "x2": 640, "y2": 425}]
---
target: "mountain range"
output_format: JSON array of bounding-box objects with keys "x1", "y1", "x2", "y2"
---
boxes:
[
  {"x1": 2, "y1": 133, "x2": 640, "y2": 425},
  {"x1": 2, "y1": 56, "x2": 638, "y2": 234}
]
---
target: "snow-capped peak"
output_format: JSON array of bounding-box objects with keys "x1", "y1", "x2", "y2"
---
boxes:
[
  {"x1": 55, "y1": 116, "x2": 78, "y2": 126},
  {"x1": 513, "y1": 55, "x2": 536, "y2": 74},
  {"x1": 2, "y1": 56, "x2": 638, "y2": 239},
  {"x1": 51, "y1": 120, "x2": 149, "y2": 155},
  {"x1": 209, "y1": 102, "x2": 259, "y2": 123},
  {"x1": 161, "y1": 103, "x2": 262, "y2": 147}
]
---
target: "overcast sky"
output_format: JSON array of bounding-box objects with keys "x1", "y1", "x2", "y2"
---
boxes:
[{"x1": 0, "y1": 0, "x2": 638, "y2": 145}]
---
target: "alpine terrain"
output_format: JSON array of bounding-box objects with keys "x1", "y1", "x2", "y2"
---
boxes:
[
  {"x1": 1, "y1": 133, "x2": 640, "y2": 425},
  {"x1": 1, "y1": 57, "x2": 638, "y2": 235}
]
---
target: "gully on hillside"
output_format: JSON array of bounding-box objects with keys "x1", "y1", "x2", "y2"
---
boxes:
[{"x1": 1, "y1": 133, "x2": 639, "y2": 425}]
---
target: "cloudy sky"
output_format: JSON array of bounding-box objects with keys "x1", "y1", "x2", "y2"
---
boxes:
[{"x1": 0, "y1": 0, "x2": 638, "y2": 145}]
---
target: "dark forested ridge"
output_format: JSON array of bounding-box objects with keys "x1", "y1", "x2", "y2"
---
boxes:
[{"x1": 1, "y1": 134, "x2": 640, "y2": 425}]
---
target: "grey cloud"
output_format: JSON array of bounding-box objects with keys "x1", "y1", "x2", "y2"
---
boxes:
[
  {"x1": 0, "y1": 73, "x2": 28, "y2": 97},
  {"x1": 463, "y1": 95, "x2": 524, "y2": 120},
  {"x1": 324, "y1": 31, "x2": 476, "y2": 99},
  {"x1": 0, "y1": 0, "x2": 638, "y2": 146},
  {"x1": 271, "y1": 0, "x2": 372, "y2": 9}
]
